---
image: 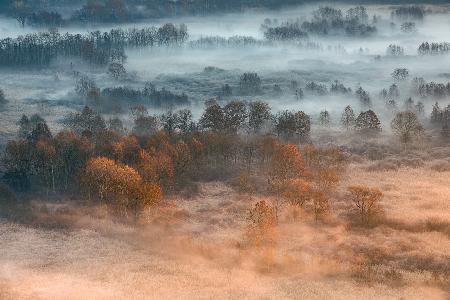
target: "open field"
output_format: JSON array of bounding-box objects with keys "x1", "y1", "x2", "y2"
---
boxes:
[{"x1": 1, "y1": 164, "x2": 449, "y2": 300}]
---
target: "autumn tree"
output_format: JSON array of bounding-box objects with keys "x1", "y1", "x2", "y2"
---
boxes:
[
  {"x1": 391, "y1": 111, "x2": 423, "y2": 147},
  {"x1": 247, "y1": 200, "x2": 277, "y2": 246},
  {"x1": 83, "y1": 156, "x2": 160, "y2": 220},
  {"x1": 348, "y1": 185, "x2": 383, "y2": 225},
  {"x1": 341, "y1": 105, "x2": 356, "y2": 130},
  {"x1": 311, "y1": 190, "x2": 330, "y2": 221},
  {"x1": 282, "y1": 178, "x2": 311, "y2": 208},
  {"x1": 269, "y1": 144, "x2": 305, "y2": 219}
]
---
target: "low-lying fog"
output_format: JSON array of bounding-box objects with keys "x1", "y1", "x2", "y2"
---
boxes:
[{"x1": 1, "y1": 3, "x2": 450, "y2": 138}]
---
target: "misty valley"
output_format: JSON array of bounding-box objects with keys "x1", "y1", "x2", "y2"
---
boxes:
[{"x1": 0, "y1": 1, "x2": 449, "y2": 299}]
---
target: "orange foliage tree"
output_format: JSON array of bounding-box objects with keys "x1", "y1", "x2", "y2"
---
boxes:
[
  {"x1": 83, "y1": 156, "x2": 162, "y2": 220},
  {"x1": 247, "y1": 200, "x2": 277, "y2": 247},
  {"x1": 282, "y1": 178, "x2": 312, "y2": 208},
  {"x1": 269, "y1": 143, "x2": 305, "y2": 219},
  {"x1": 348, "y1": 185, "x2": 383, "y2": 225}
]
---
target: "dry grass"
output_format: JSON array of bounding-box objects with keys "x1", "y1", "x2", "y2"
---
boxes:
[{"x1": 0, "y1": 166, "x2": 449, "y2": 299}]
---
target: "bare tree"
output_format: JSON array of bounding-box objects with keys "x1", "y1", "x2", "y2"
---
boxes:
[{"x1": 391, "y1": 111, "x2": 423, "y2": 147}]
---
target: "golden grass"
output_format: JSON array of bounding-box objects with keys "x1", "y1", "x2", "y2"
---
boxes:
[{"x1": 0, "y1": 166, "x2": 449, "y2": 299}]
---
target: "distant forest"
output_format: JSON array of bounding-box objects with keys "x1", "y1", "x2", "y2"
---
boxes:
[{"x1": 1, "y1": 0, "x2": 449, "y2": 27}]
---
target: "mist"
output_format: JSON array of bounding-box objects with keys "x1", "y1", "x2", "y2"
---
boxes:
[{"x1": 1, "y1": 1, "x2": 450, "y2": 299}]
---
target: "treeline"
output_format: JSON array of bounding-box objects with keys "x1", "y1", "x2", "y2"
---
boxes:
[
  {"x1": 391, "y1": 6, "x2": 425, "y2": 21},
  {"x1": 412, "y1": 78, "x2": 450, "y2": 99},
  {"x1": 74, "y1": 76, "x2": 190, "y2": 111},
  {"x1": 0, "y1": 24, "x2": 188, "y2": 67},
  {"x1": 262, "y1": 6, "x2": 376, "y2": 40},
  {"x1": 418, "y1": 42, "x2": 450, "y2": 56},
  {"x1": 189, "y1": 36, "x2": 263, "y2": 49},
  {"x1": 1, "y1": 101, "x2": 348, "y2": 220},
  {"x1": 102, "y1": 85, "x2": 189, "y2": 109},
  {"x1": 430, "y1": 102, "x2": 450, "y2": 136}
]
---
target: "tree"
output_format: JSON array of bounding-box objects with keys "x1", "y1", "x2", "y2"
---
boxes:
[
  {"x1": 175, "y1": 109, "x2": 195, "y2": 134},
  {"x1": 108, "y1": 117, "x2": 125, "y2": 134},
  {"x1": 388, "y1": 84, "x2": 400, "y2": 99},
  {"x1": 2, "y1": 140, "x2": 32, "y2": 192},
  {"x1": 108, "y1": 62, "x2": 126, "y2": 79},
  {"x1": 341, "y1": 105, "x2": 356, "y2": 130},
  {"x1": 83, "y1": 156, "x2": 156, "y2": 220},
  {"x1": 130, "y1": 105, "x2": 148, "y2": 121},
  {"x1": 319, "y1": 110, "x2": 331, "y2": 127},
  {"x1": 275, "y1": 110, "x2": 310, "y2": 141},
  {"x1": 247, "y1": 200, "x2": 277, "y2": 246},
  {"x1": 28, "y1": 121, "x2": 52, "y2": 144},
  {"x1": 248, "y1": 101, "x2": 271, "y2": 134},
  {"x1": 12, "y1": 1, "x2": 31, "y2": 27},
  {"x1": 223, "y1": 101, "x2": 248, "y2": 134},
  {"x1": 404, "y1": 97, "x2": 414, "y2": 111},
  {"x1": 414, "y1": 101, "x2": 425, "y2": 118},
  {"x1": 311, "y1": 190, "x2": 330, "y2": 221},
  {"x1": 355, "y1": 87, "x2": 371, "y2": 108},
  {"x1": 386, "y1": 44, "x2": 404, "y2": 56},
  {"x1": 133, "y1": 115, "x2": 158, "y2": 137},
  {"x1": 391, "y1": 111, "x2": 423, "y2": 147},
  {"x1": 131, "y1": 182, "x2": 163, "y2": 220},
  {"x1": 430, "y1": 102, "x2": 443, "y2": 125},
  {"x1": 401, "y1": 22, "x2": 416, "y2": 33},
  {"x1": 282, "y1": 178, "x2": 311, "y2": 208},
  {"x1": 0, "y1": 184, "x2": 18, "y2": 218},
  {"x1": 348, "y1": 185, "x2": 383, "y2": 225},
  {"x1": 0, "y1": 89, "x2": 6, "y2": 104},
  {"x1": 221, "y1": 84, "x2": 232, "y2": 97},
  {"x1": 199, "y1": 101, "x2": 224, "y2": 132},
  {"x1": 355, "y1": 110, "x2": 382, "y2": 134},
  {"x1": 441, "y1": 106, "x2": 450, "y2": 138},
  {"x1": 160, "y1": 110, "x2": 177, "y2": 135},
  {"x1": 269, "y1": 144, "x2": 304, "y2": 188},
  {"x1": 239, "y1": 72, "x2": 261, "y2": 95},
  {"x1": 392, "y1": 68, "x2": 409, "y2": 81},
  {"x1": 63, "y1": 106, "x2": 106, "y2": 135}
]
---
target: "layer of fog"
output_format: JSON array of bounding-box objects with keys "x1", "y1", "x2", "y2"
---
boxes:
[{"x1": 2, "y1": 4, "x2": 450, "y2": 139}]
